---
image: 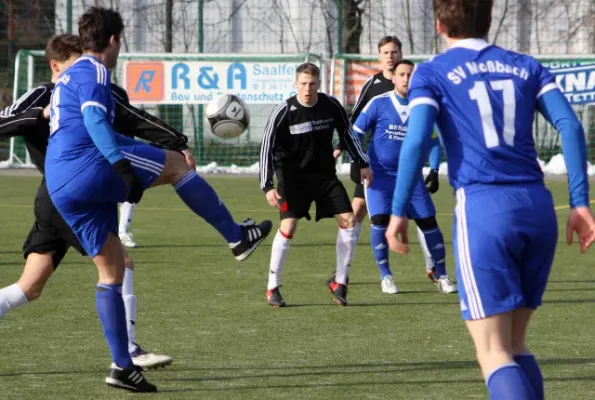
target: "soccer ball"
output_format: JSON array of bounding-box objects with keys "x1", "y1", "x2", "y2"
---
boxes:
[{"x1": 205, "y1": 94, "x2": 250, "y2": 139}]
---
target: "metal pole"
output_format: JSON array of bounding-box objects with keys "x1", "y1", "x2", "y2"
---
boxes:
[
  {"x1": 66, "y1": 0, "x2": 72, "y2": 33},
  {"x1": 337, "y1": 0, "x2": 343, "y2": 56},
  {"x1": 197, "y1": 0, "x2": 205, "y2": 165}
]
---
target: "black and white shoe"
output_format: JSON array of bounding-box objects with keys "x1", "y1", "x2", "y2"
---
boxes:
[
  {"x1": 231, "y1": 218, "x2": 273, "y2": 261},
  {"x1": 105, "y1": 363, "x2": 157, "y2": 392}
]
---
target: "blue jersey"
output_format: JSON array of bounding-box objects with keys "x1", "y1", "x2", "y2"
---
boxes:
[
  {"x1": 46, "y1": 55, "x2": 116, "y2": 193},
  {"x1": 408, "y1": 39, "x2": 555, "y2": 190},
  {"x1": 353, "y1": 92, "x2": 409, "y2": 175}
]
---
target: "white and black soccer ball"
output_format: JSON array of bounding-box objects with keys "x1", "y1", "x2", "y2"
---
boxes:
[{"x1": 205, "y1": 94, "x2": 250, "y2": 139}]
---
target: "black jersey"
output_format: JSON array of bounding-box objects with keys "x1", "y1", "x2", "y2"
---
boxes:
[
  {"x1": 350, "y1": 71, "x2": 394, "y2": 123},
  {"x1": 259, "y1": 93, "x2": 368, "y2": 191},
  {"x1": 0, "y1": 82, "x2": 189, "y2": 175}
]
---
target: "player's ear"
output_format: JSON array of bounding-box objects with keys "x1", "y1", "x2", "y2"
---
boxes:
[
  {"x1": 435, "y1": 19, "x2": 444, "y2": 35},
  {"x1": 49, "y1": 60, "x2": 59, "y2": 74}
]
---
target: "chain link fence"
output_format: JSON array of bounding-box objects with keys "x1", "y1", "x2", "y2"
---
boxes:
[{"x1": 2, "y1": 0, "x2": 595, "y2": 166}]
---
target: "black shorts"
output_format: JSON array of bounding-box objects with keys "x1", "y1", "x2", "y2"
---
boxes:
[
  {"x1": 22, "y1": 194, "x2": 86, "y2": 269},
  {"x1": 277, "y1": 175, "x2": 352, "y2": 221}
]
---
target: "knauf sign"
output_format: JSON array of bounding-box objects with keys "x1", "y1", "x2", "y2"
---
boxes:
[{"x1": 541, "y1": 59, "x2": 595, "y2": 105}]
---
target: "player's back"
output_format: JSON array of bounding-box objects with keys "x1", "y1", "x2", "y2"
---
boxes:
[
  {"x1": 46, "y1": 55, "x2": 114, "y2": 193},
  {"x1": 410, "y1": 39, "x2": 550, "y2": 190}
]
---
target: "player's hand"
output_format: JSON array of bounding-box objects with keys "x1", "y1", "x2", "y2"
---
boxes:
[
  {"x1": 182, "y1": 149, "x2": 196, "y2": 171},
  {"x1": 360, "y1": 167, "x2": 373, "y2": 187},
  {"x1": 113, "y1": 159, "x2": 144, "y2": 204},
  {"x1": 333, "y1": 149, "x2": 342, "y2": 159},
  {"x1": 43, "y1": 105, "x2": 51, "y2": 120},
  {"x1": 386, "y1": 215, "x2": 409, "y2": 254},
  {"x1": 566, "y1": 206, "x2": 595, "y2": 253},
  {"x1": 265, "y1": 189, "x2": 282, "y2": 209},
  {"x1": 425, "y1": 169, "x2": 439, "y2": 194}
]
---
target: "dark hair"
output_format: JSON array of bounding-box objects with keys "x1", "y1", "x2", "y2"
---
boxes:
[
  {"x1": 391, "y1": 59, "x2": 415, "y2": 72},
  {"x1": 433, "y1": 0, "x2": 493, "y2": 39},
  {"x1": 296, "y1": 62, "x2": 320, "y2": 79},
  {"x1": 377, "y1": 36, "x2": 403, "y2": 52},
  {"x1": 45, "y1": 34, "x2": 83, "y2": 64},
  {"x1": 78, "y1": 7, "x2": 124, "y2": 52}
]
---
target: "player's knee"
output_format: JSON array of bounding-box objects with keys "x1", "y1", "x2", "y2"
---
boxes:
[
  {"x1": 280, "y1": 219, "x2": 298, "y2": 237},
  {"x1": 370, "y1": 214, "x2": 390, "y2": 227},
  {"x1": 352, "y1": 200, "x2": 367, "y2": 220},
  {"x1": 163, "y1": 150, "x2": 190, "y2": 182},
  {"x1": 22, "y1": 283, "x2": 45, "y2": 301},
  {"x1": 337, "y1": 213, "x2": 355, "y2": 228},
  {"x1": 415, "y1": 216, "x2": 438, "y2": 231}
]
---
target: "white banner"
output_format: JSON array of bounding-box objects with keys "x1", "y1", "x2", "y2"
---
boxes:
[{"x1": 124, "y1": 61, "x2": 299, "y2": 104}]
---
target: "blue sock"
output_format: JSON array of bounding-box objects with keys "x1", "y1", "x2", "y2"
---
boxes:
[
  {"x1": 96, "y1": 284, "x2": 133, "y2": 369},
  {"x1": 174, "y1": 171, "x2": 242, "y2": 243},
  {"x1": 486, "y1": 363, "x2": 536, "y2": 400},
  {"x1": 370, "y1": 225, "x2": 391, "y2": 279},
  {"x1": 420, "y1": 227, "x2": 447, "y2": 277},
  {"x1": 514, "y1": 354, "x2": 544, "y2": 400}
]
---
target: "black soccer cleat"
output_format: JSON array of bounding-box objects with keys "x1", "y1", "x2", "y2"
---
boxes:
[
  {"x1": 105, "y1": 363, "x2": 157, "y2": 392},
  {"x1": 266, "y1": 286, "x2": 286, "y2": 308},
  {"x1": 326, "y1": 270, "x2": 350, "y2": 286},
  {"x1": 231, "y1": 218, "x2": 273, "y2": 262},
  {"x1": 328, "y1": 281, "x2": 348, "y2": 306}
]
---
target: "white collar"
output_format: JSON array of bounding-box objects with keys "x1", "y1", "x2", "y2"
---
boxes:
[{"x1": 449, "y1": 38, "x2": 490, "y2": 51}]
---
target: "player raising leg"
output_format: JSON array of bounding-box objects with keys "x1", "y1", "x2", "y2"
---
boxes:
[
  {"x1": 387, "y1": 1, "x2": 595, "y2": 398},
  {"x1": 0, "y1": 33, "x2": 175, "y2": 369},
  {"x1": 45, "y1": 10, "x2": 271, "y2": 392}
]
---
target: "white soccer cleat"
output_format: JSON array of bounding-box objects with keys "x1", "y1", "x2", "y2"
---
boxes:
[
  {"x1": 131, "y1": 348, "x2": 173, "y2": 370},
  {"x1": 119, "y1": 232, "x2": 137, "y2": 248},
  {"x1": 437, "y1": 275, "x2": 457, "y2": 294},
  {"x1": 381, "y1": 275, "x2": 399, "y2": 294}
]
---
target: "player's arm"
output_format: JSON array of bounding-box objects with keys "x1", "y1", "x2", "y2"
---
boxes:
[
  {"x1": 537, "y1": 81, "x2": 589, "y2": 208},
  {"x1": 334, "y1": 77, "x2": 373, "y2": 153},
  {"x1": 0, "y1": 86, "x2": 49, "y2": 139},
  {"x1": 259, "y1": 102, "x2": 288, "y2": 194},
  {"x1": 329, "y1": 96, "x2": 369, "y2": 167},
  {"x1": 392, "y1": 64, "x2": 439, "y2": 217},
  {"x1": 424, "y1": 132, "x2": 441, "y2": 194},
  {"x1": 78, "y1": 74, "x2": 144, "y2": 203},
  {"x1": 112, "y1": 84, "x2": 189, "y2": 152}
]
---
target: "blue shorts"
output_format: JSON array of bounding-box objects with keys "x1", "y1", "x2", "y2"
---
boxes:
[
  {"x1": 365, "y1": 173, "x2": 436, "y2": 219},
  {"x1": 454, "y1": 183, "x2": 558, "y2": 320},
  {"x1": 50, "y1": 142, "x2": 166, "y2": 257}
]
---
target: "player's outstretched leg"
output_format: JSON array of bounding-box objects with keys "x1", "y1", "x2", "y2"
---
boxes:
[
  {"x1": 329, "y1": 213, "x2": 358, "y2": 306},
  {"x1": 94, "y1": 234, "x2": 156, "y2": 392},
  {"x1": 122, "y1": 251, "x2": 173, "y2": 369},
  {"x1": 152, "y1": 150, "x2": 272, "y2": 261},
  {"x1": 370, "y1": 217, "x2": 398, "y2": 294},
  {"x1": 119, "y1": 202, "x2": 137, "y2": 248},
  {"x1": 266, "y1": 219, "x2": 296, "y2": 307},
  {"x1": 415, "y1": 217, "x2": 456, "y2": 293},
  {"x1": 0, "y1": 252, "x2": 56, "y2": 319}
]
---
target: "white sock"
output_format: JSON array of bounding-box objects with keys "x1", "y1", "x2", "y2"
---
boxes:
[
  {"x1": 119, "y1": 202, "x2": 136, "y2": 234},
  {"x1": 267, "y1": 230, "x2": 292, "y2": 291},
  {"x1": 353, "y1": 222, "x2": 362, "y2": 245},
  {"x1": 336, "y1": 226, "x2": 357, "y2": 285},
  {"x1": 0, "y1": 284, "x2": 27, "y2": 319},
  {"x1": 122, "y1": 268, "x2": 138, "y2": 353},
  {"x1": 417, "y1": 227, "x2": 434, "y2": 273}
]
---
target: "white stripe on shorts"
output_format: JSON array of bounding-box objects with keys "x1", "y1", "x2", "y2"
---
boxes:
[{"x1": 455, "y1": 188, "x2": 485, "y2": 320}]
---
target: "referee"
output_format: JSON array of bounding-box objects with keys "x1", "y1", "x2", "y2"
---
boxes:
[{"x1": 259, "y1": 62, "x2": 372, "y2": 307}]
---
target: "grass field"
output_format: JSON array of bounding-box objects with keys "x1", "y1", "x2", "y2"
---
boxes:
[{"x1": 0, "y1": 175, "x2": 594, "y2": 400}]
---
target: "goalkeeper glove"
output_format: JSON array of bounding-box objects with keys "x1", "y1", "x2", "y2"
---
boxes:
[{"x1": 425, "y1": 169, "x2": 439, "y2": 194}]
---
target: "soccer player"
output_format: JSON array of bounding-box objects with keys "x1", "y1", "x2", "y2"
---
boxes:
[
  {"x1": 331, "y1": 36, "x2": 441, "y2": 283},
  {"x1": 259, "y1": 62, "x2": 371, "y2": 307},
  {"x1": 353, "y1": 59, "x2": 456, "y2": 294},
  {"x1": 44, "y1": 8, "x2": 271, "y2": 392},
  {"x1": 387, "y1": 1, "x2": 595, "y2": 399},
  {"x1": 0, "y1": 33, "x2": 196, "y2": 369}
]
